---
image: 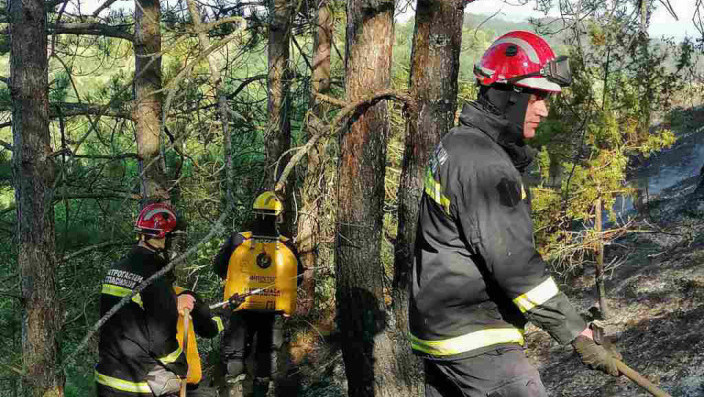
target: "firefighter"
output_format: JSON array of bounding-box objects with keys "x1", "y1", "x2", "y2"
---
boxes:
[
  {"x1": 213, "y1": 191, "x2": 303, "y2": 397},
  {"x1": 96, "y1": 203, "x2": 194, "y2": 396},
  {"x1": 410, "y1": 31, "x2": 622, "y2": 397},
  {"x1": 173, "y1": 285, "x2": 226, "y2": 396}
]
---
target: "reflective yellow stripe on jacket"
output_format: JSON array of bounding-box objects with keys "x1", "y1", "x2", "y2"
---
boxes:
[
  {"x1": 213, "y1": 316, "x2": 224, "y2": 333},
  {"x1": 410, "y1": 328, "x2": 525, "y2": 356},
  {"x1": 101, "y1": 284, "x2": 143, "y2": 308},
  {"x1": 95, "y1": 371, "x2": 151, "y2": 394},
  {"x1": 158, "y1": 345, "x2": 183, "y2": 365},
  {"x1": 512, "y1": 277, "x2": 560, "y2": 313},
  {"x1": 424, "y1": 168, "x2": 451, "y2": 214}
]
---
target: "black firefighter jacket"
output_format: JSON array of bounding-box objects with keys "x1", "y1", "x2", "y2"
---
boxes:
[
  {"x1": 409, "y1": 102, "x2": 587, "y2": 360},
  {"x1": 96, "y1": 246, "x2": 186, "y2": 396}
]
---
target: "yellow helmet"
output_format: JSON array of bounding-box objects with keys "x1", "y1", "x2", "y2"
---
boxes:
[{"x1": 253, "y1": 191, "x2": 283, "y2": 215}]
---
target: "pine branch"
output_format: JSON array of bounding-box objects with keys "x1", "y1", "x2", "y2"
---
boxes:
[
  {"x1": 62, "y1": 241, "x2": 132, "y2": 262},
  {"x1": 0, "y1": 22, "x2": 134, "y2": 41},
  {"x1": 0, "y1": 102, "x2": 132, "y2": 132},
  {"x1": 50, "y1": 22, "x2": 133, "y2": 41},
  {"x1": 274, "y1": 89, "x2": 416, "y2": 191}
]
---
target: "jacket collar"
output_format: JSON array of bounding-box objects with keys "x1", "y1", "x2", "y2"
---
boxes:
[{"x1": 458, "y1": 101, "x2": 533, "y2": 172}]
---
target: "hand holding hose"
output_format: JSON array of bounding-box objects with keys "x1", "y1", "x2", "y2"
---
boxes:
[{"x1": 227, "y1": 293, "x2": 245, "y2": 309}]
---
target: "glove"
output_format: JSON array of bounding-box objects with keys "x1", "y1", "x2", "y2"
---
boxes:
[
  {"x1": 228, "y1": 293, "x2": 245, "y2": 309},
  {"x1": 572, "y1": 324, "x2": 622, "y2": 377}
]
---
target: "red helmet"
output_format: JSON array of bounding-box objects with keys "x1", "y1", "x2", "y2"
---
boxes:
[
  {"x1": 135, "y1": 203, "x2": 178, "y2": 239},
  {"x1": 474, "y1": 31, "x2": 571, "y2": 93}
]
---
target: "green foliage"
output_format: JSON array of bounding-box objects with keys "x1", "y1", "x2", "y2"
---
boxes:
[
  {"x1": 50, "y1": 71, "x2": 71, "y2": 103},
  {"x1": 0, "y1": 3, "x2": 699, "y2": 395},
  {"x1": 529, "y1": 8, "x2": 690, "y2": 271}
]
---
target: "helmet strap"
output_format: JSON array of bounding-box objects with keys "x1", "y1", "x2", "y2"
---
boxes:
[
  {"x1": 477, "y1": 85, "x2": 534, "y2": 173},
  {"x1": 478, "y1": 85, "x2": 532, "y2": 142},
  {"x1": 139, "y1": 235, "x2": 167, "y2": 253}
]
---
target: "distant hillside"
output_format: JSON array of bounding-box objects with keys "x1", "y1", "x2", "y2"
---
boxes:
[
  {"x1": 463, "y1": 13, "x2": 534, "y2": 38},
  {"x1": 461, "y1": 13, "x2": 696, "y2": 71},
  {"x1": 464, "y1": 13, "x2": 568, "y2": 47}
]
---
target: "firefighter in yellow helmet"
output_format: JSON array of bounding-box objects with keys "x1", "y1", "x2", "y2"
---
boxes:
[{"x1": 213, "y1": 191, "x2": 303, "y2": 397}]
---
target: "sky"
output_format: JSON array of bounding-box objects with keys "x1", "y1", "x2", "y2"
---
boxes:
[
  {"x1": 398, "y1": 0, "x2": 699, "y2": 41},
  {"x1": 76, "y1": 0, "x2": 699, "y2": 42}
]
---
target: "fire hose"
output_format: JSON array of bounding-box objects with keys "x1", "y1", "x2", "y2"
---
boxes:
[
  {"x1": 616, "y1": 360, "x2": 671, "y2": 397},
  {"x1": 592, "y1": 324, "x2": 671, "y2": 397},
  {"x1": 208, "y1": 272, "x2": 306, "y2": 310},
  {"x1": 179, "y1": 308, "x2": 190, "y2": 397}
]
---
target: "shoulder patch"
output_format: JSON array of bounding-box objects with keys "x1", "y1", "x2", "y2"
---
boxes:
[
  {"x1": 428, "y1": 142, "x2": 449, "y2": 174},
  {"x1": 496, "y1": 177, "x2": 523, "y2": 207}
]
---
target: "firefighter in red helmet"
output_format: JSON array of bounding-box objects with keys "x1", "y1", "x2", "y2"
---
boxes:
[
  {"x1": 410, "y1": 31, "x2": 622, "y2": 397},
  {"x1": 96, "y1": 203, "x2": 198, "y2": 397}
]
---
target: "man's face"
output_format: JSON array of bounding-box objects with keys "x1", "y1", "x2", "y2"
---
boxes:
[{"x1": 523, "y1": 93, "x2": 550, "y2": 139}]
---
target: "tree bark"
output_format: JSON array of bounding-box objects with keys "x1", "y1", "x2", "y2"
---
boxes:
[
  {"x1": 296, "y1": 0, "x2": 333, "y2": 315},
  {"x1": 9, "y1": 0, "x2": 64, "y2": 393},
  {"x1": 391, "y1": 0, "x2": 464, "y2": 392},
  {"x1": 336, "y1": 0, "x2": 395, "y2": 394},
  {"x1": 185, "y1": 0, "x2": 234, "y2": 210},
  {"x1": 266, "y1": 0, "x2": 293, "y2": 234},
  {"x1": 134, "y1": 0, "x2": 168, "y2": 202}
]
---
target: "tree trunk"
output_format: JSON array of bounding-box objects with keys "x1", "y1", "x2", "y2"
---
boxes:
[
  {"x1": 336, "y1": 0, "x2": 394, "y2": 394},
  {"x1": 392, "y1": 0, "x2": 463, "y2": 392},
  {"x1": 9, "y1": 0, "x2": 64, "y2": 393},
  {"x1": 393, "y1": 0, "x2": 464, "y2": 394},
  {"x1": 296, "y1": 0, "x2": 333, "y2": 316},
  {"x1": 134, "y1": 0, "x2": 168, "y2": 202},
  {"x1": 266, "y1": 0, "x2": 293, "y2": 234},
  {"x1": 185, "y1": 0, "x2": 233, "y2": 210}
]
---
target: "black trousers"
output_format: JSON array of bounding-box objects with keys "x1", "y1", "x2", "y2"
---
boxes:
[
  {"x1": 220, "y1": 311, "x2": 284, "y2": 379},
  {"x1": 424, "y1": 347, "x2": 548, "y2": 397}
]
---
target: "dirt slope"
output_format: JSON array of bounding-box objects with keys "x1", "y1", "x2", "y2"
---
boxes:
[{"x1": 528, "y1": 176, "x2": 704, "y2": 397}]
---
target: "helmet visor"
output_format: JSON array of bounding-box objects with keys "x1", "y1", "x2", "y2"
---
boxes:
[
  {"x1": 507, "y1": 55, "x2": 572, "y2": 88},
  {"x1": 543, "y1": 56, "x2": 572, "y2": 87}
]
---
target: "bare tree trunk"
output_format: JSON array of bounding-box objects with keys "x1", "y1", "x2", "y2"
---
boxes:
[
  {"x1": 392, "y1": 0, "x2": 464, "y2": 392},
  {"x1": 336, "y1": 0, "x2": 395, "y2": 394},
  {"x1": 9, "y1": 0, "x2": 64, "y2": 393},
  {"x1": 266, "y1": 0, "x2": 293, "y2": 234},
  {"x1": 134, "y1": 0, "x2": 168, "y2": 202},
  {"x1": 185, "y1": 0, "x2": 234, "y2": 210},
  {"x1": 296, "y1": 0, "x2": 333, "y2": 316}
]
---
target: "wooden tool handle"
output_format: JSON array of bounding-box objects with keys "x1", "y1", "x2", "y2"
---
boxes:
[
  {"x1": 179, "y1": 309, "x2": 190, "y2": 397},
  {"x1": 616, "y1": 360, "x2": 671, "y2": 397}
]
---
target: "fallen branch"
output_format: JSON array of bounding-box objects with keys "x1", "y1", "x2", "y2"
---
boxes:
[
  {"x1": 62, "y1": 241, "x2": 133, "y2": 262},
  {"x1": 274, "y1": 89, "x2": 415, "y2": 192}
]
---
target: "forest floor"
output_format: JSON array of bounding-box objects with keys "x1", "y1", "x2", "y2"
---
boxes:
[
  {"x1": 529, "y1": 108, "x2": 704, "y2": 397},
  {"x1": 527, "y1": 178, "x2": 704, "y2": 397}
]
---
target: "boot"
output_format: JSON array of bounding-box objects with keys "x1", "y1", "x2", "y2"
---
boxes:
[
  {"x1": 219, "y1": 374, "x2": 245, "y2": 397},
  {"x1": 252, "y1": 377, "x2": 270, "y2": 397}
]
